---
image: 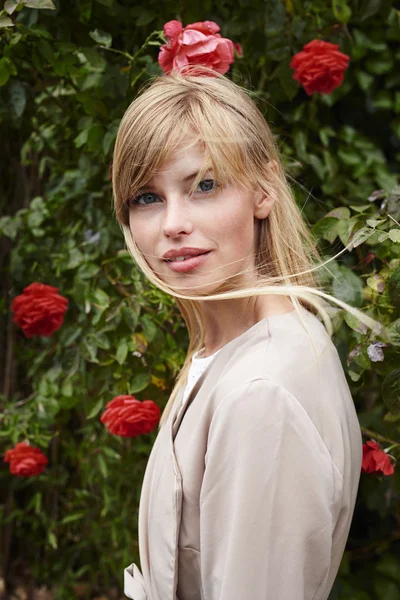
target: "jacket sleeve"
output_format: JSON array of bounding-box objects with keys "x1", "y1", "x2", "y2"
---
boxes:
[{"x1": 199, "y1": 378, "x2": 342, "y2": 600}]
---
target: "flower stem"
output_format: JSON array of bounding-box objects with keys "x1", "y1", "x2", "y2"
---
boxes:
[{"x1": 361, "y1": 426, "x2": 398, "y2": 446}]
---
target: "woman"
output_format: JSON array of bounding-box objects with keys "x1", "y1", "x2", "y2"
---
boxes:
[{"x1": 112, "y1": 67, "x2": 379, "y2": 600}]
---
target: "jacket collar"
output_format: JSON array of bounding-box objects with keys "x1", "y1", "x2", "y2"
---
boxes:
[{"x1": 170, "y1": 314, "x2": 284, "y2": 439}]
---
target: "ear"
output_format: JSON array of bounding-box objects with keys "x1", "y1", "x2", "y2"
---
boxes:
[{"x1": 253, "y1": 160, "x2": 280, "y2": 219}]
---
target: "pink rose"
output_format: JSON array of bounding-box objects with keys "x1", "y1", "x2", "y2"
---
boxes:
[{"x1": 158, "y1": 20, "x2": 241, "y2": 75}]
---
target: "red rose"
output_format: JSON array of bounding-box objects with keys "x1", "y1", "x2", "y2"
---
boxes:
[
  {"x1": 290, "y1": 39, "x2": 350, "y2": 95},
  {"x1": 11, "y1": 282, "x2": 68, "y2": 338},
  {"x1": 362, "y1": 440, "x2": 395, "y2": 476},
  {"x1": 4, "y1": 442, "x2": 48, "y2": 477},
  {"x1": 100, "y1": 395, "x2": 160, "y2": 437},
  {"x1": 158, "y1": 20, "x2": 239, "y2": 75}
]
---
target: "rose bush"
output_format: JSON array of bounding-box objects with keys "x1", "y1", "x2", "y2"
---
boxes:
[
  {"x1": 11, "y1": 282, "x2": 68, "y2": 338},
  {"x1": 100, "y1": 395, "x2": 160, "y2": 437},
  {"x1": 158, "y1": 20, "x2": 241, "y2": 75},
  {"x1": 361, "y1": 441, "x2": 395, "y2": 476},
  {"x1": 290, "y1": 39, "x2": 350, "y2": 95},
  {"x1": 1, "y1": 2, "x2": 400, "y2": 598},
  {"x1": 4, "y1": 442, "x2": 48, "y2": 477}
]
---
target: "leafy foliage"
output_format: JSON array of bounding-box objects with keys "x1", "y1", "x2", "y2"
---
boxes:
[{"x1": 1, "y1": 0, "x2": 400, "y2": 598}]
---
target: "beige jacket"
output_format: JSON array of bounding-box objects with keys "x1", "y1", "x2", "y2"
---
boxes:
[{"x1": 124, "y1": 306, "x2": 362, "y2": 600}]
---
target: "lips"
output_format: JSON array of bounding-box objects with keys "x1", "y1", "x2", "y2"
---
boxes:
[
  {"x1": 162, "y1": 248, "x2": 210, "y2": 261},
  {"x1": 167, "y1": 255, "x2": 200, "y2": 263},
  {"x1": 163, "y1": 250, "x2": 211, "y2": 273}
]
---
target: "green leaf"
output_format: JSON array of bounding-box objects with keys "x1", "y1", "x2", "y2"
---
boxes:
[
  {"x1": 0, "y1": 58, "x2": 10, "y2": 86},
  {"x1": 86, "y1": 397, "x2": 104, "y2": 419},
  {"x1": 61, "y1": 380, "x2": 73, "y2": 397},
  {"x1": 378, "y1": 232, "x2": 389, "y2": 242},
  {"x1": 388, "y1": 266, "x2": 400, "y2": 311},
  {"x1": 92, "y1": 288, "x2": 110, "y2": 307},
  {"x1": 365, "y1": 57, "x2": 393, "y2": 75},
  {"x1": 89, "y1": 29, "x2": 112, "y2": 48},
  {"x1": 325, "y1": 207, "x2": 351, "y2": 220},
  {"x1": 58, "y1": 395, "x2": 80, "y2": 410},
  {"x1": 318, "y1": 126, "x2": 335, "y2": 146},
  {"x1": 97, "y1": 454, "x2": 108, "y2": 478},
  {"x1": 344, "y1": 312, "x2": 368, "y2": 334},
  {"x1": 93, "y1": 332, "x2": 110, "y2": 350},
  {"x1": 308, "y1": 154, "x2": 325, "y2": 180},
  {"x1": 74, "y1": 128, "x2": 89, "y2": 148},
  {"x1": 121, "y1": 305, "x2": 139, "y2": 331},
  {"x1": 102, "y1": 447, "x2": 120, "y2": 460},
  {"x1": 371, "y1": 91, "x2": 392, "y2": 110},
  {"x1": 61, "y1": 513, "x2": 85, "y2": 525},
  {"x1": 337, "y1": 149, "x2": 360, "y2": 166},
  {"x1": 0, "y1": 15, "x2": 13, "y2": 27},
  {"x1": 23, "y1": 0, "x2": 55, "y2": 8},
  {"x1": 129, "y1": 373, "x2": 151, "y2": 394},
  {"x1": 366, "y1": 274, "x2": 385, "y2": 293},
  {"x1": 8, "y1": 80, "x2": 26, "y2": 119},
  {"x1": 81, "y1": 337, "x2": 99, "y2": 363},
  {"x1": 27, "y1": 210, "x2": 45, "y2": 229},
  {"x1": 355, "y1": 71, "x2": 374, "y2": 92},
  {"x1": 4, "y1": 0, "x2": 19, "y2": 15},
  {"x1": 366, "y1": 219, "x2": 385, "y2": 229},
  {"x1": 387, "y1": 319, "x2": 400, "y2": 346},
  {"x1": 116, "y1": 340, "x2": 129, "y2": 365},
  {"x1": 293, "y1": 130, "x2": 307, "y2": 160},
  {"x1": 65, "y1": 247, "x2": 85, "y2": 270},
  {"x1": 47, "y1": 531, "x2": 57, "y2": 549},
  {"x1": 76, "y1": 262, "x2": 100, "y2": 279},
  {"x1": 0, "y1": 215, "x2": 18, "y2": 239},
  {"x1": 332, "y1": 0, "x2": 352, "y2": 23},
  {"x1": 80, "y1": 48, "x2": 106, "y2": 71},
  {"x1": 277, "y1": 61, "x2": 298, "y2": 101},
  {"x1": 135, "y1": 9, "x2": 156, "y2": 27},
  {"x1": 332, "y1": 265, "x2": 364, "y2": 307},
  {"x1": 311, "y1": 217, "x2": 339, "y2": 243},
  {"x1": 348, "y1": 227, "x2": 376, "y2": 249},
  {"x1": 388, "y1": 229, "x2": 400, "y2": 242},
  {"x1": 141, "y1": 314, "x2": 157, "y2": 342},
  {"x1": 337, "y1": 218, "x2": 357, "y2": 246},
  {"x1": 382, "y1": 370, "x2": 400, "y2": 415},
  {"x1": 359, "y1": 0, "x2": 382, "y2": 20}
]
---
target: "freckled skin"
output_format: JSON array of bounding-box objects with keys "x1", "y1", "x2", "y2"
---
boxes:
[{"x1": 129, "y1": 137, "x2": 270, "y2": 295}]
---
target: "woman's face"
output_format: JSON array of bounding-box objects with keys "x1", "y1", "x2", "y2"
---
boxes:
[{"x1": 128, "y1": 137, "x2": 274, "y2": 294}]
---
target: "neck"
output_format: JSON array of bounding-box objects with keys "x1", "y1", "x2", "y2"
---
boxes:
[{"x1": 200, "y1": 294, "x2": 295, "y2": 357}]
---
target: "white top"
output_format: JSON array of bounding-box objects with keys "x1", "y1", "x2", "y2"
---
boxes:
[{"x1": 180, "y1": 348, "x2": 221, "y2": 410}]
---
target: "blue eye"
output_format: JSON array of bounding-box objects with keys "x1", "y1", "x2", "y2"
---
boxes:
[
  {"x1": 132, "y1": 192, "x2": 160, "y2": 206},
  {"x1": 196, "y1": 179, "x2": 219, "y2": 193}
]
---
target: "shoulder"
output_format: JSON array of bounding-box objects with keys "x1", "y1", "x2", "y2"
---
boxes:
[
  {"x1": 207, "y1": 377, "x2": 340, "y2": 484},
  {"x1": 214, "y1": 307, "x2": 342, "y2": 401},
  {"x1": 205, "y1": 308, "x2": 361, "y2": 478}
]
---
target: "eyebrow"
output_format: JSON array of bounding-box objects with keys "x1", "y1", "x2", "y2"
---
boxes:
[
  {"x1": 140, "y1": 168, "x2": 213, "y2": 191},
  {"x1": 183, "y1": 168, "x2": 214, "y2": 181}
]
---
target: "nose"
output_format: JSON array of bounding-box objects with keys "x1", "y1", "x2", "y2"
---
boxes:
[{"x1": 162, "y1": 198, "x2": 194, "y2": 238}]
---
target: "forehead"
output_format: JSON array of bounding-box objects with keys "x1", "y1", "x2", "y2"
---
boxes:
[{"x1": 151, "y1": 136, "x2": 208, "y2": 180}]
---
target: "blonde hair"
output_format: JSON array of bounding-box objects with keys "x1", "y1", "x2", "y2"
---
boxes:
[{"x1": 112, "y1": 66, "x2": 382, "y2": 426}]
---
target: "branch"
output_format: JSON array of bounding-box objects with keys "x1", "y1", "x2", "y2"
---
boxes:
[{"x1": 360, "y1": 426, "x2": 398, "y2": 447}]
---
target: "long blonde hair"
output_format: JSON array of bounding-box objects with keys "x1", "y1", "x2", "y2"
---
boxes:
[{"x1": 112, "y1": 66, "x2": 382, "y2": 426}]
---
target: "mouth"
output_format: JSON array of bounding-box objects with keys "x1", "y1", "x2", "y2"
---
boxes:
[
  {"x1": 163, "y1": 251, "x2": 211, "y2": 273},
  {"x1": 165, "y1": 252, "x2": 208, "y2": 263}
]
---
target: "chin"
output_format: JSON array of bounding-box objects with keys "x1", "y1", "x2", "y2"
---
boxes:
[{"x1": 163, "y1": 275, "x2": 238, "y2": 298}]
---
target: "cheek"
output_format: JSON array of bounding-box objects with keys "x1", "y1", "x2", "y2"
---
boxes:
[
  {"x1": 128, "y1": 213, "x2": 156, "y2": 260},
  {"x1": 213, "y1": 202, "x2": 256, "y2": 253}
]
